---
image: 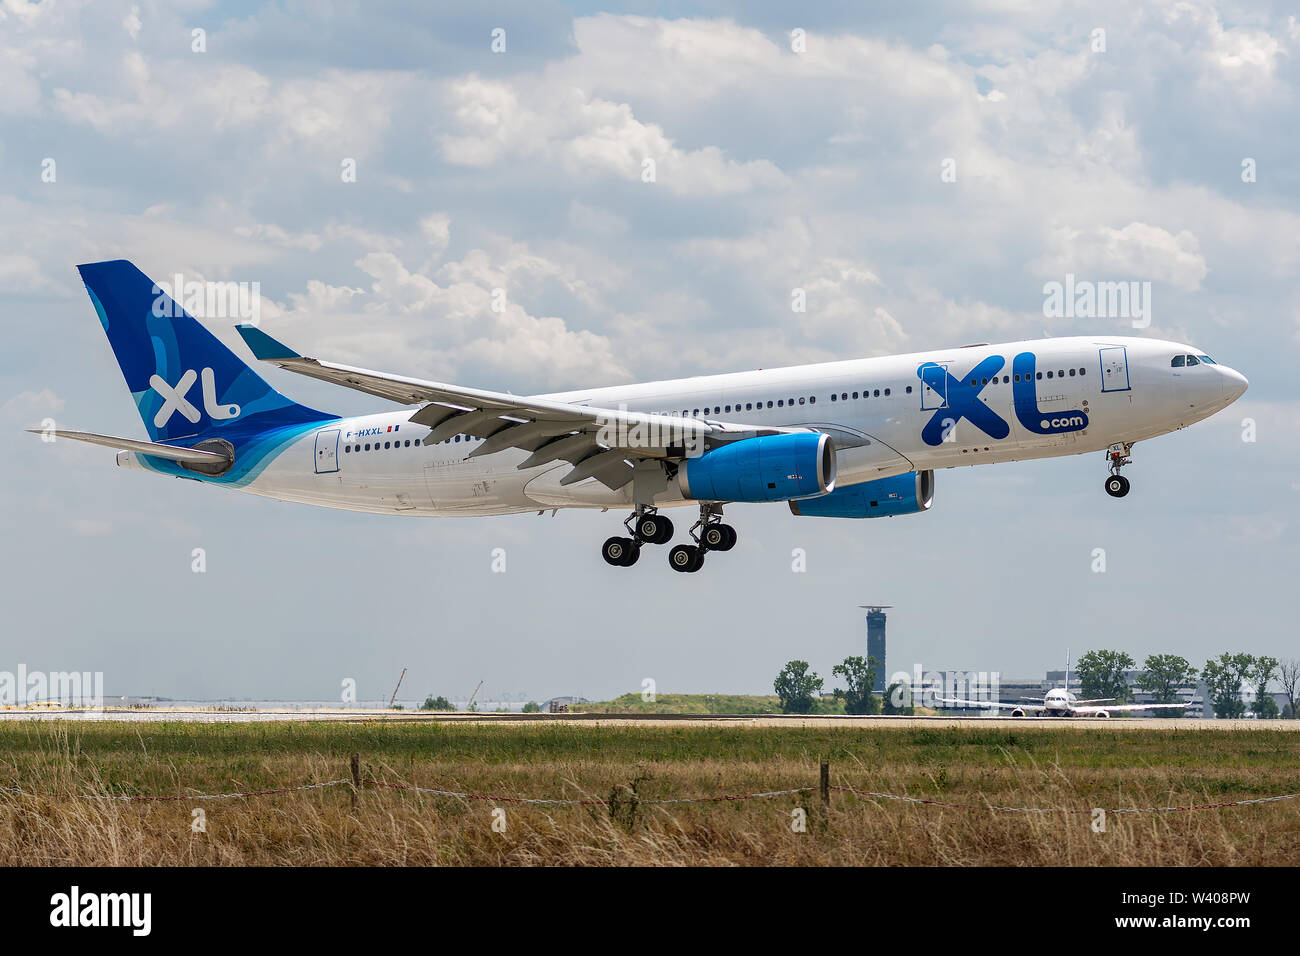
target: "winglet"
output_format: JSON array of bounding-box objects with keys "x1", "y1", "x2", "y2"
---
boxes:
[{"x1": 236, "y1": 324, "x2": 301, "y2": 361}]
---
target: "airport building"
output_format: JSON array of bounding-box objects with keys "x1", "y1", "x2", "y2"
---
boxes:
[{"x1": 920, "y1": 669, "x2": 1209, "y2": 717}]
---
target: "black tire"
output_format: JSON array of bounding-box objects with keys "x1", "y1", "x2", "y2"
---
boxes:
[
  {"x1": 635, "y1": 514, "x2": 674, "y2": 544},
  {"x1": 702, "y1": 525, "x2": 726, "y2": 549},
  {"x1": 602, "y1": 536, "x2": 636, "y2": 566},
  {"x1": 1105, "y1": 475, "x2": 1130, "y2": 498},
  {"x1": 652, "y1": 515, "x2": 674, "y2": 544},
  {"x1": 716, "y1": 524, "x2": 737, "y2": 551},
  {"x1": 669, "y1": 544, "x2": 700, "y2": 572}
]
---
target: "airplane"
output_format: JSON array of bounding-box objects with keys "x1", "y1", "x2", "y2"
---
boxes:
[
  {"x1": 936, "y1": 653, "x2": 1193, "y2": 717},
  {"x1": 34, "y1": 260, "x2": 1248, "y2": 573}
]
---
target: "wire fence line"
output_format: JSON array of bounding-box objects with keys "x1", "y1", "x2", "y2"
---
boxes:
[{"x1": 2, "y1": 774, "x2": 1298, "y2": 815}]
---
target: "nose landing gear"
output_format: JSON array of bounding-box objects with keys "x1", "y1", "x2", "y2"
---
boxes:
[{"x1": 1104, "y1": 442, "x2": 1133, "y2": 498}]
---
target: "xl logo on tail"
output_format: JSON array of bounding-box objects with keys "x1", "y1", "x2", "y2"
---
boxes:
[{"x1": 150, "y1": 367, "x2": 241, "y2": 428}]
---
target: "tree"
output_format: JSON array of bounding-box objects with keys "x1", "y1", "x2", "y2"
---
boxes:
[
  {"x1": 882, "y1": 681, "x2": 914, "y2": 715},
  {"x1": 1075, "y1": 649, "x2": 1135, "y2": 702},
  {"x1": 1278, "y1": 659, "x2": 1300, "y2": 719},
  {"x1": 831, "y1": 655, "x2": 880, "y2": 715},
  {"x1": 774, "y1": 660, "x2": 823, "y2": 714},
  {"x1": 1202, "y1": 653, "x2": 1254, "y2": 719},
  {"x1": 521, "y1": 701, "x2": 541, "y2": 713},
  {"x1": 1250, "y1": 656, "x2": 1280, "y2": 719},
  {"x1": 421, "y1": 695, "x2": 453, "y2": 711},
  {"x1": 1136, "y1": 654, "x2": 1197, "y2": 717}
]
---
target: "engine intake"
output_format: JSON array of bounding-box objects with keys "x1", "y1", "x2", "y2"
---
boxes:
[{"x1": 677, "y1": 433, "x2": 835, "y2": 503}]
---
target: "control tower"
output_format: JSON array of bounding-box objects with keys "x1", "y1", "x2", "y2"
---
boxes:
[{"x1": 859, "y1": 605, "x2": 891, "y2": 693}]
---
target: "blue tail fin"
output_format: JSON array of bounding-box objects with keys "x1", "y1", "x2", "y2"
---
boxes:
[{"x1": 78, "y1": 260, "x2": 335, "y2": 443}]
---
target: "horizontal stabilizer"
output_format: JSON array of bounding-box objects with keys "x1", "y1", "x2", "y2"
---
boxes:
[{"x1": 27, "y1": 428, "x2": 232, "y2": 465}]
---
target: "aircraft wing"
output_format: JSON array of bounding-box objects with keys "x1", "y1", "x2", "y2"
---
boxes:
[
  {"x1": 237, "y1": 326, "x2": 809, "y2": 490},
  {"x1": 936, "y1": 698, "x2": 1047, "y2": 713},
  {"x1": 1070, "y1": 702, "x2": 1190, "y2": 714}
]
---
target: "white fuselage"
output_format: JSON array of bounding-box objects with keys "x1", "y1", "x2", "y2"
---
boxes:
[{"x1": 120, "y1": 336, "x2": 1247, "y2": 516}]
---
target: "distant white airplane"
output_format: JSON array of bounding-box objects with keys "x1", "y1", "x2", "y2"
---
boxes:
[
  {"x1": 938, "y1": 654, "x2": 1192, "y2": 718},
  {"x1": 39, "y1": 260, "x2": 1248, "y2": 573}
]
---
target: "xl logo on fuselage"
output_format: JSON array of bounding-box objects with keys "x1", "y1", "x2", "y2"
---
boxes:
[
  {"x1": 917, "y1": 352, "x2": 1088, "y2": 446},
  {"x1": 149, "y1": 367, "x2": 241, "y2": 428}
]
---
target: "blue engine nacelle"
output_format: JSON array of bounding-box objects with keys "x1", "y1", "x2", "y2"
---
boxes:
[
  {"x1": 677, "y1": 433, "x2": 836, "y2": 503},
  {"x1": 788, "y1": 470, "x2": 934, "y2": 518}
]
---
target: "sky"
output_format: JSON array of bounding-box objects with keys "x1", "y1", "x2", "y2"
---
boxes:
[{"x1": 1, "y1": 0, "x2": 1297, "y2": 705}]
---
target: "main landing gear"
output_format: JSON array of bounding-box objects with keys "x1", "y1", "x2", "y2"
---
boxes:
[
  {"x1": 1104, "y1": 442, "x2": 1133, "y2": 498},
  {"x1": 600, "y1": 504, "x2": 737, "y2": 573},
  {"x1": 668, "y1": 504, "x2": 736, "y2": 574},
  {"x1": 601, "y1": 507, "x2": 674, "y2": 567}
]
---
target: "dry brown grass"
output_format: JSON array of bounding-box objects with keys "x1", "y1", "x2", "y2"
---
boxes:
[{"x1": 1, "y1": 720, "x2": 1297, "y2": 865}]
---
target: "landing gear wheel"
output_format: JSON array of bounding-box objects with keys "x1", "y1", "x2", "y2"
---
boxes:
[
  {"x1": 669, "y1": 544, "x2": 704, "y2": 573},
  {"x1": 716, "y1": 524, "x2": 736, "y2": 551},
  {"x1": 1104, "y1": 475, "x2": 1130, "y2": 498},
  {"x1": 635, "y1": 514, "x2": 674, "y2": 544},
  {"x1": 602, "y1": 536, "x2": 640, "y2": 566},
  {"x1": 702, "y1": 523, "x2": 736, "y2": 551}
]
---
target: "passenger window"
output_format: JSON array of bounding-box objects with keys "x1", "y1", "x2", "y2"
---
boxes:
[
  {"x1": 777, "y1": 400, "x2": 784, "y2": 407},
  {"x1": 1036, "y1": 372, "x2": 1042, "y2": 380},
  {"x1": 1057, "y1": 370, "x2": 1064, "y2": 377},
  {"x1": 1002, "y1": 376, "x2": 1009, "y2": 384},
  {"x1": 1171, "y1": 355, "x2": 1185, "y2": 368},
  {"x1": 1046, "y1": 371, "x2": 1053, "y2": 378},
  {"x1": 1079, "y1": 367, "x2": 1086, "y2": 375},
  {"x1": 830, "y1": 394, "x2": 837, "y2": 402},
  {"x1": 873, "y1": 389, "x2": 880, "y2": 397},
  {"x1": 852, "y1": 392, "x2": 859, "y2": 399},
  {"x1": 1014, "y1": 374, "x2": 1020, "y2": 382},
  {"x1": 798, "y1": 397, "x2": 805, "y2": 405},
  {"x1": 883, "y1": 388, "x2": 890, "y2": 396},
  {"x1": 906, "y1": 386, "x2": 912, "y2": 393},
  {"x1": 364, "y1": 443, "x2": 370, "y2": 451},
  {"x1": 344, "y1": 445, "x2": 351, "y2": 453},
  {"x1": 1068, "y1": 368, "x2": 1075, "y2": 376}
]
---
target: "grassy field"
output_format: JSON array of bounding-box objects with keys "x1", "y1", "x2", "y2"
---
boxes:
[
  {"x1": 569, "y1": 692, "x2": 785, "y2": 714},
  {"x1": 1, "y1": 720, "x2": 1297, "y2": 865}
]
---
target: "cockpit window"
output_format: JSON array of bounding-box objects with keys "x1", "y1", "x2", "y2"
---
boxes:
[
  {"x1": 1198, "y1": 355, "x2": 1215, "y2": 364},
  {"x1": 1171, "y1": 355, "x2": 1185, "y2": 367},
  {"x1": 1185, "y1": 355, "x2": 1200, "y2": 366}
]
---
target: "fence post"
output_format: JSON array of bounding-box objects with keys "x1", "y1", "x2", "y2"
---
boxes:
[
  {"x1": 350, "y1": 752, "x2": 361, "y2": 811},
  {"x1": 820, "y1": 759, "x2": 830, "y2": 808}
]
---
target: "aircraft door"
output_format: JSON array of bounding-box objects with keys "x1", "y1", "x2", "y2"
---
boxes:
[
  {"x1": 314, "y1": 428, "x2": 340, "y2": 474},
  {"x1": 1099, "y1": 346, "x2": 1130, "y2": 392},
  {"x1": 919, "y1": 363, "x2": 948, "y2": 410}
]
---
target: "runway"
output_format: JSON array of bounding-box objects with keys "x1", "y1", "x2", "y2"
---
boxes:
[{"x1": 1, "y1": 709, "x2": 1295, "y2": 730}]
